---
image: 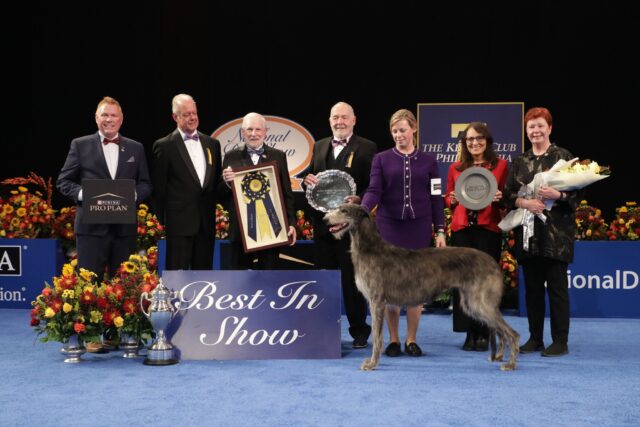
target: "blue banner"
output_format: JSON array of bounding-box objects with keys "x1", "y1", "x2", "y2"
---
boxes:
[
  {"x1": 518, "y1": 241, "x2": 640, "y2": 318},
  {"x1": 163, "y1": 270, "x2": 342, "y2": 360},
  {"x1": 0, "y1": 239, "x2": 62, "y2": 309},
  {"x1": 417, "y1": 103, "x2": 524, "y2": 183}
]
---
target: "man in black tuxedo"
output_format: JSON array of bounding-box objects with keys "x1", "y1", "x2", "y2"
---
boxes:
[
  {"x1": 152, "y1": 94, "x2": 222, "y2": 270},
  {"x1": 57, "y1": 96, "x2": 152, "y2": 281},
  {"x1": 221, "y1": 112, "x2": 296, "y2": 269},
  {"x1": 303, "y1": 102, "x2": 377, "y2": 348}
]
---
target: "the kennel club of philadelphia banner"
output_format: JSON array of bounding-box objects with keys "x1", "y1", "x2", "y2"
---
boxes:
[
  {"x1": 519, "y1": 242, "x2": 640, "y2": 318},
  {"x1": 417, "y1": 102, "x2": 524, "y2": 183},
  {"x1": 164, "y1": 270, "x2": 341, "y2": 360}
]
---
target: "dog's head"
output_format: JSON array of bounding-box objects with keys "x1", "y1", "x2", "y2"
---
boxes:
[{"x1": 324, "y1": 203, "x2": 369, "y2": 239}]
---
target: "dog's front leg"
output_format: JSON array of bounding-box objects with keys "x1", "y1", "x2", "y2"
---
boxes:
[{"x1": 361, "y1": 301, "x2": 385, "y2": 371}]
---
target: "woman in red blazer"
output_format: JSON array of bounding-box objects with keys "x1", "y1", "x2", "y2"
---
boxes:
[{"x1": 445, "y1": 122, "x2": 508, "y2": 351}]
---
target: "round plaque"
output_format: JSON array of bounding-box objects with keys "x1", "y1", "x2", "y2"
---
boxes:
[
  {"x1": 454, "y1": 166, "x2": 498, "y2": 210},
  {"x1": 306, "y1": 169, "x2": 357, "y2": 212}
]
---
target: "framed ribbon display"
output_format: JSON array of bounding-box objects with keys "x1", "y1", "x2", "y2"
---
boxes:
[{"x1": 230, "y1": 161, "x2": 290, "y2": 253}]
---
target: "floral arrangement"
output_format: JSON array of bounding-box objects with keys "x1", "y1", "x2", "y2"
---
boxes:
[
  {"x1": 31, "y1": 260, "x2": 104, "y2": 344},
  {"x1": 52, "y1": 206, "x2": 77, "y2": 256},
  {"x1": 0, "y1": 172, "x2": 56, "y2": 238},
  {"x1": 607, "y1": 201, "x2": 639, "y2": 240},
  {"x1": 106, "y1": 249, "x2": 159, "y2": 344},
  {"x1": 575, "y1": 200, "x2": 608, "y2": 240},
  {"x1": 215, "y1": 203, "x2": 230, "y2": 239},
  {"x1": 136, "y1": 204, "x2": 165, "y2": 252},
  {"x1": 500, "y1": 250, "x2": 518, "y2": 288},
  {"x1": 295, "y1": 210, "x2": 313, "y2": 240}
]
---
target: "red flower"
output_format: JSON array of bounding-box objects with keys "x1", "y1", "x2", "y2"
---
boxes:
[
  {"x1": 42, "y1": 287, "x2": 52, "y2": 297},
  {"x1": 123, "y1": 298, "x2": 137, "y2": 314},
  {"x1": 30, "y1": 317, "x2": 39, "y2": 326},
  {"x1": 74, "y1": 322, "x2": 86, "y2": 333},
  {"x1": 81, "y1": 290, "x2": 96, "y2": 304}
]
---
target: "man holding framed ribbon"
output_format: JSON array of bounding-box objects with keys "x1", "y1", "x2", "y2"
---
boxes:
[{"x1": 221, "y1": 112, "x2": 296, "y2": 269}]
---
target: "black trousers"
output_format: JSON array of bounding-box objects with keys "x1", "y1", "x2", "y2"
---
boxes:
[
  {"x1": 165, "y1": 233, "x2": 215, "y2": 270},
  {"x1": 229, "y1": 241, "x2": 280, "y2": 270},
  {"x1": 76, "y1": 230, "x2": 136, "y2": 281},
  {"x1": 521, "y1": 257, "x2": 570, "y2": 344},
  {"x1": 450, "y1": 226, "x2": 502, "y2": 337},
  {"x1": 314, "y1": 232, "x2": 371, "y2": 340}
]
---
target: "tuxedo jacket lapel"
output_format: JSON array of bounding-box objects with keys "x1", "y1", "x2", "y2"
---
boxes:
[
  {"x1": 93, "y1": 133, "x2": 112, "y2": 178},
  {"x1": 174, "y1": 131, "x2": 202, "y2": 186},
  {"x1": 316, "y1": 139, "x2": 330, "y2": 171},
  {"x1": 201, "y1": 136, "x2": 213, "y2": 189}
]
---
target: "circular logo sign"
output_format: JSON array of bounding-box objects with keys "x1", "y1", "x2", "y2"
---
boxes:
[{"x1": 212, "y1": 116, "x2": 314, "y2": 192}]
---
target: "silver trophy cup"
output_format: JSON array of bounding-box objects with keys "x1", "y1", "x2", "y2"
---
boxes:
[{"x1": 140, "y1": 279, "x2": 179, "y2": 365}]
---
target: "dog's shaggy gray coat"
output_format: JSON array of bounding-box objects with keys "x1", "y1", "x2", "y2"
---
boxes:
[{"x1": 325, "y1": 204, "x2": 519, "y2": 371}]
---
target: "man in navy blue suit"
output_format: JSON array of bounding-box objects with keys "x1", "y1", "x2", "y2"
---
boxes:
[{"x1": 57, "y1": 96, "x2": 152, "y2": 280}]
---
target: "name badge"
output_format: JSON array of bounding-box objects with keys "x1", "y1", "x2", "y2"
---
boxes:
[{"x1": 430, "y1": 178, "x2": 442, "y2": 196}]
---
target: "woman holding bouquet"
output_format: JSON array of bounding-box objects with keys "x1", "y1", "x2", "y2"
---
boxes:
[
  {"x1": 445, "y1": 122, "x2": 508, "y2": 352},
  {"x1": 503, "y1": 107, "x2": 580, "y2": 357}
]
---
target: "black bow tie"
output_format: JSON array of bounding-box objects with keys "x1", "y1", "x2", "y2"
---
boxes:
[
  {"x1": 247, "y1": 147, "x2": 265, "y2": 156},
  {"x1": 332, "y1": 139, "x2": 347, "y2": 148}
]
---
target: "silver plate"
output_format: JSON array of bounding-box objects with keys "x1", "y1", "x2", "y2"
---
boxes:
[
  {"x1": 306, "y1": 169, "x2": 357, "y2": 212},
  {"x1": 454, "y1": 166, "x2": 498, "y2": 210}
]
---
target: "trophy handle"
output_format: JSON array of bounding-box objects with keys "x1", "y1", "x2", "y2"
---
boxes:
[{"x1": 140, "y1": 292, "x2": 150, "y2": 317}]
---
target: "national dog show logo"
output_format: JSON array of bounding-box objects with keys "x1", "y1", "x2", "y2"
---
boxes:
[{"x1": 212, "y1": 116, "x2": 315, "y2": 192}]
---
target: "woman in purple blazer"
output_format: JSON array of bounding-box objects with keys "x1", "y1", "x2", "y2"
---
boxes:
[{"x1": 360, "y1": 109, "x2": 446, "y2": 357}]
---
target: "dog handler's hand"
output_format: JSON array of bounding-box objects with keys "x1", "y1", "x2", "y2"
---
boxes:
[
  {"x1": 288, "y1": 226, "x2": 297, "y2": 245},
  {"x1": 344, "y1": 195, "x2": 361, "y2": 204},
  {"x1": 435, "y1": 233, "x2": 447, "y2": 248}
]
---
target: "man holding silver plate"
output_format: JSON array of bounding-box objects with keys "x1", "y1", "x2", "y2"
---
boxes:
[{"x1": 303, "y1": 102, "x2": 376, "y2": 349}]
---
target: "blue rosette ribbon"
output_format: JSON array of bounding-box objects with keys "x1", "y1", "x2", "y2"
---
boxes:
[{"x1": 241, "y1": 171, "x2": 282, "y2": 242}]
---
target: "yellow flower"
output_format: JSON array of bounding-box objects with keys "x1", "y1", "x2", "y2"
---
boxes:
[
  {"x1": 146, "y1": 221, "x2": 155, "y2": 227},
  {"x1": 10, "y1": 190, "x2": 18, "y2": 195},
  {"x1": 63, "y1": 303, "x2": 73, "y2": 313},
  {"x1": 0, "y1": 230, "x2": 5, "y2": 237},
  {"x1": 62, "y1": 263, "x2": 75, "y2": 277},
  {"x1": 595, "y1": 209, "x2": 602, "y2": 216},
  {"x1": 79, "y1": 269, "x2": 95, "y2": 282},
  {"x1": 62, "y1": 289, "x2": 75, "y2": 299},
  {"x1": 18, "y1": 186, "x2": 28, "y2": 193},
  {"x1": 139, "y1": 203, "x2": 149, "y2": 210},
  {"x1": 16, "y1": 207, "x2": 27, "y2": 217},
  {"x1": 2, "y1": 204, "x2": 13, "y2": 214},
  {"x1": 620, "y1": 207, "x2": 628, "y2": 213},
  {"x1": 129, "y1": 254, "x2": 141, "y2": 262},
  {"x1": 123, "y1": 262, "x2": 136, "y2": 273},
  {"x1": 10, "y1": 218, "x2": 20, "y2": 227},
  {"x1": 619, "y1": 218, "x2": 625, "y2": 224},
  {"x1": 627, "y1": 201, "x2": 637, "y2": 207},
  {"x1": 83, "y1": 285, "x2": 94, "y2": 293},
  {"x1": 70, "y1": 259, "x2": 78, "y2": 267},
  {"x1": 90, "y1": 311, "x2": 102, "y2": 323},
  {"x1": 579, "y1": 200, "x2": 588, "y2": 206},
  {"x1": 138, "y1": 210, "x2": 147, "y2": 218},
  {"x1": 114, "y1": 316, "x2": 124, "y2": 328},
  {"x1": 586, "y1": 229, "x2": 592, "y2": 237},
  {"x1": 44, "y1": 307, "x2": 55, "y2": 318}
]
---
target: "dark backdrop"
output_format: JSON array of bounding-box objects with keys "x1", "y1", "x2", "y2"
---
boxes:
[{"x1": 11, "y1": 2, "x2": 638, "y2": 217}]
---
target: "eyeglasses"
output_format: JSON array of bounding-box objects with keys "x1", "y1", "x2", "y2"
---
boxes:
[{"x1": 465, "y1": 136, "x2": 486, "y2": 143}]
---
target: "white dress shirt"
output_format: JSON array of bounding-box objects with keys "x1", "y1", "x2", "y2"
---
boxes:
[{"x1": 180, "y1": 130, "x2": 206, "y2": 187}]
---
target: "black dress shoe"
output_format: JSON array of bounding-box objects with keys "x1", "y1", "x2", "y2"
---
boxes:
[
  {"x1": 474, "y1": 336, "x2": 489, "y2": 352},
  {"x1": 519, "y1": 338, "x2": 544, "y2": 353},
  {"x1": 404, "y1": 342, "x2": 423, "y2": 357},
  {"x1": 462, "y1": 332, "x2": 475, "y2": 351},
  {"x1": 542, "y1": 342, "x2": 569, "y2": 357},
  {"x1": 352, "y1": 336, "x2": 368, "y2": 349},
  {"x1": 385, "y1": 342, "x2": 402, "y2": 357}
]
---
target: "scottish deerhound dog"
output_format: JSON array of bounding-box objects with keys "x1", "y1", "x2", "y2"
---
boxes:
[{"x1": 325, "y1": 204, "x2": 519, "y2": 371}]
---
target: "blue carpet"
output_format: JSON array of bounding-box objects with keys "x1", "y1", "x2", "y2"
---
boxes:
[{"x1": 1, "y1": 308, "x2": 639, "y2": 427}]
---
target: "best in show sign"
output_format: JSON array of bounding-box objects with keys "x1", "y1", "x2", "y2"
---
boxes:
[
  {"x1": 164, "y1": 270, "x2": 341, "y2": 360},
  {"x1": 417, "y1": 102, "x2": 524, "y2": 183},
  {"x1": 212, "y1": 116, "x2": 314, "y2": 192}
]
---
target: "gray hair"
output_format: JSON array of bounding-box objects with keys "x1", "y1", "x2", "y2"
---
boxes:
[{"x1": 172, "y1": 94, "x2": 195, "y2": 114}]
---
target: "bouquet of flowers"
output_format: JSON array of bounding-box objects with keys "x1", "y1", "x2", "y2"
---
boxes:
[
  {"x1": 215, "y1": 203, "x2": 230, "y2": 239},
  {"x1": 295, "y1": 210, "x2": 314, "y2": 240},
  {"x1": 136, "y1": 203, "x2": 165, "y2": 252},
  {"x1": 31, "y1": 260, "x2": 104, "y2": 344},
  {"x1": 499, "y1": 158, "x2": 610, "y2": 234},
  {"x1": 52, "y1": 206, "x2": 77, "y2": 257},
  {"x1": 607, "y1": 201, "x2": 639, "y2": 240},
  {"x1": 0, "y1": 183, "x2": 55, "y2": 239},
  {"x1": 574, "y1": 200, "x2": 608, "y2": 240},
  {"x1": 107, "y1": 250, "x2": 159, "y2": 344}
]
